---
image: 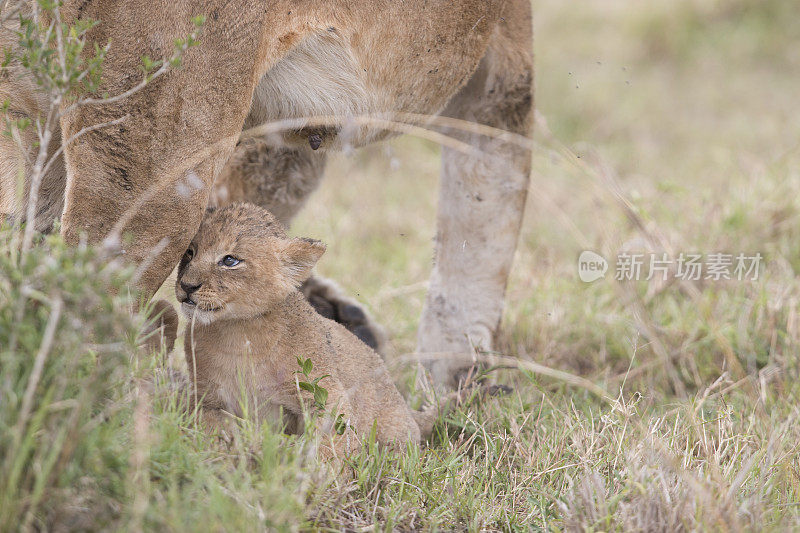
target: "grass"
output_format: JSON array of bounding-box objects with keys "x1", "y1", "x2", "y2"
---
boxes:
[{"x1": 3, "y1": 0, "x2": 800, "y2": 530}]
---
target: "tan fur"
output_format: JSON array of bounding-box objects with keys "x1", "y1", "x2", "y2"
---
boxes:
[
  {"x1": 1, "y1": 0, "x2": 533, "y2": 387},
  {"x1": 176, "y1": 203, "x2": 449, "y2": 451}
]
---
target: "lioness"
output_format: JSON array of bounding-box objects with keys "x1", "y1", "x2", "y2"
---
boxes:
[
  {"x1": 177, "y1": 203, "x2": 449, "y2": 447},
  {"x1": 0, "y1": 0, "x2": 533, "y2": 387}
]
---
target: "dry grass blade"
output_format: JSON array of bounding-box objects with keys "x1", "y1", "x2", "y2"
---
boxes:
[{"x1": 389, "y1": 351, "x2": 613, "y2": 402}]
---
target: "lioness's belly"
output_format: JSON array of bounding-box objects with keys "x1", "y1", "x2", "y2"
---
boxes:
[{"x1": 245, "y1": 0, "x2": 502, "y2": 149}]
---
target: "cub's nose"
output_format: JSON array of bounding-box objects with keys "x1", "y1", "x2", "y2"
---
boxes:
[{"x1": 180, "y1": 281, "x2": 202, "y2": 298}]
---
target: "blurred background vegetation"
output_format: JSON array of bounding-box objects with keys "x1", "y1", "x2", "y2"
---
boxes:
[{"x1": 294, "y1": 0, "x2": 800, "y2": 394}]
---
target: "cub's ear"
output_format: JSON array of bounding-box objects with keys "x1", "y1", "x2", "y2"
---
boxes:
[{"x1": 281, "y1": 238, "x2": 326, "y2": 286}]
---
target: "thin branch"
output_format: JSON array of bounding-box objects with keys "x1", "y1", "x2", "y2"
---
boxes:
[
  {"x1": 65, "y1": 34, "x2": 198, "y2": 113},
  {"x1": 12, "y1": 297, "x2": 63, "y2": 449},
  {"x1": 239, "y1": 112, "x2": 536, "y2": 152},
  {"x1": 52, "y1": 4, "x2": 67, "y2": 88},
  {"x1": 68, "y1": 60, "x2": 172, "y2": 110},
  {"x1": 101, "y1": 111, "x2": 524, "y2": 249},
  {"x1": 21, "y1": 98, "x2": 59, "y2": 253},
  {"x1": 0, "y1": 0, "x2": 24, "y2": 23},
  {"x1": 240, "y1": 115, "x2": 483, "y2": 158},
  {"x1": 101, "y1": 110, "x2": 534, "y2": 251},
  {"x1": 131, "y1": 236, "x2": 170, "y2": 286},
  {"x1": 7, "y1": 124, "x2": 34, "y2": 169}
]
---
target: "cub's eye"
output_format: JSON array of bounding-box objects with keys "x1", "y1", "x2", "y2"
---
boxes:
[{"x1": 219, "y1": 255, "x2": 241, "y2": 267}]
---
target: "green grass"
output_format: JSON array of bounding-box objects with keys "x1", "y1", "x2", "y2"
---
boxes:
[{"x1": 4, "y1": 0, "x2": 800, "y2": 530}]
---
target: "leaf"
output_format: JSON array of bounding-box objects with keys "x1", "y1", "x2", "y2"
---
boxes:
[
  {"x1": 334, "y1": 414, "x2": 347, "y2": 435},
  {"x1": 314, "y1": 387, "x2": 328, "y2": 409},
  {"x1": 298, "y1": 382, "x2": 314, "y2": 393}
]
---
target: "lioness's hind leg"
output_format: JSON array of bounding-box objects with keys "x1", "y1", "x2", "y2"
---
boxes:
[
  {"x1": 418, "y1": 4, "x2": 533, "y2": 388},
  {"x1": 210, "y1": 139, "x2": 326, "y2": 227}
]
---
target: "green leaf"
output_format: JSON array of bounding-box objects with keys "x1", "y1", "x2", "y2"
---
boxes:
[
  {"x1": 334, "y1": 413, "x2": 347, "y2": 435},
  {"x1": 298, "y1": 382, "x2": 314, "y2": 393},
  {"x1": 314, "y1": 387, "x2": 328, "y2": 409}
]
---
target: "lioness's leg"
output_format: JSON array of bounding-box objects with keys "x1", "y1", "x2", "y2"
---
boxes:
[
  {"x1": 58, "y1": 2, "x2": 274, "y2": 297},
  {"x1": 0, "y1": 23, "x2": 66, "y2": 233},
  {"x1": 418, "y1": 5, "x2": 533, "y2": 387},
  {"x1": 210, "y1": 139, "x2": 327, "y2": 227}
]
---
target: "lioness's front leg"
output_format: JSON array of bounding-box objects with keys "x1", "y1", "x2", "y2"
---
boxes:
[
  {"x1": 58, "y1": 2, "x2": 280, "y2": 297},
  {"x1": 417, "y1": 4, "x2": 534, "y2": 387}
]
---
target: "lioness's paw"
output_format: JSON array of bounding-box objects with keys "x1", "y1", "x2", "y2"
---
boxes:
[{"x1": 300, "y1": 275, "x2": 387, "y2": 355}]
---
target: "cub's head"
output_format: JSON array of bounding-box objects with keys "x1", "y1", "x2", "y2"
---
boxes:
[{"x1": 175, "y1": 203, "x2": 326, "y2": 324}]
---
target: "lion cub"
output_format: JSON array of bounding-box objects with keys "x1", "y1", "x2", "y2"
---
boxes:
[{"x1": 176, "y1": 203, "x2": 442, "y2": 450}]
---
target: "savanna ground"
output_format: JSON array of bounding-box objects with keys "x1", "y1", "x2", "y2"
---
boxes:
[{"x1": 3, "y1": 0, "x2": 800, "y2": 530}]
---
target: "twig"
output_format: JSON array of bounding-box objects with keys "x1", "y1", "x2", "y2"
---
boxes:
[
  {"x1": 64, "y1": 32, "x2": 200, "y2": 113},
  {"x1": 20, "y1": 99, "x2": 58, "y2": 252},
  {"x1": 131, "y1": 236, "x2": 170, "y2": 286},
  {"x1": 68, "y1": 60, "x2": 172, "y2": 109},
  {"x1": 102, "y1": 111, "x2": 523, "y2": 247},
  {"x1": 240, "y1": 112, "x2": 536, "y2": 152},
  {"x1": 240, "y1": 115, "x2": 482, "y2": 159}
]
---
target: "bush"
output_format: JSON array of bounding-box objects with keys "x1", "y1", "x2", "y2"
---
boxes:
[{"x1": 0, "y1": 228, "x2": 139, "y2": 530}]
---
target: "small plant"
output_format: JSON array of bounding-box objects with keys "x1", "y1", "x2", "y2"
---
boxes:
[
  {"x1": 294, "y1": 356, "x2": 330, "y2": 410},
  {"x1": 294, "y1": 357, "x2": 348, "y2": 435}
]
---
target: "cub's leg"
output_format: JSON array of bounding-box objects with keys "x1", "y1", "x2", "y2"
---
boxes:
[
  {"x1": 417, "y1": 4, "x2": 533, "y2": 387},
  {"x1": 212, "y1": 140, "x2": 387, "y2": 352},
  {"x1": 299, "y1": 276, "x2": 388, "y2": 354},
  {"x1": 309, "y1": 373, "x2": 420, "y2": 452}
]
